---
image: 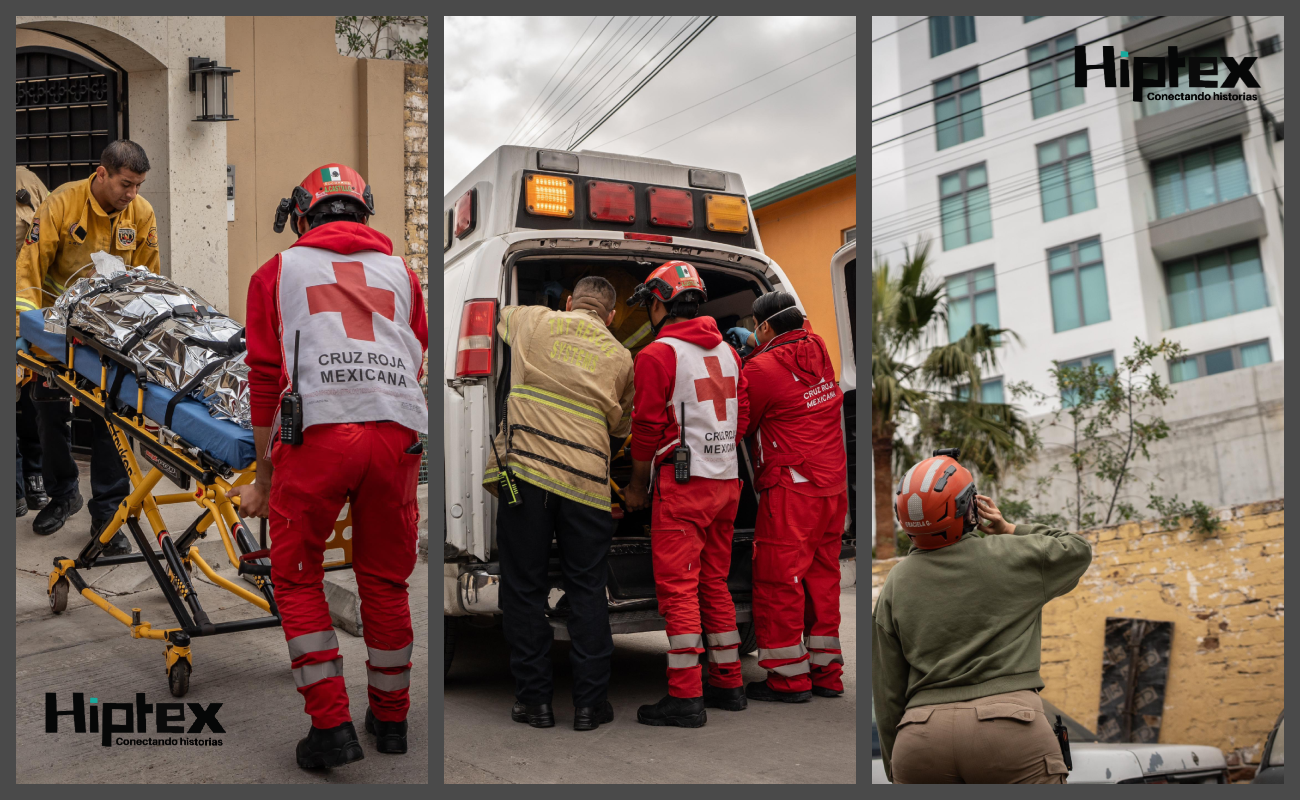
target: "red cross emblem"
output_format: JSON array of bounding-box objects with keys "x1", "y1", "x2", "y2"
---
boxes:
[
  {"x1": 694, "y1": 355, "x2": 737, "y2": 421},
  {"x1": 305, "y1": 261, "x2": 395, "y2": 342}
]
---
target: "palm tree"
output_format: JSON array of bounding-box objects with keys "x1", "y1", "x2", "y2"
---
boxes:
[{"x1": 871, "y1": 239, "x2": 1033, "y2": 558}]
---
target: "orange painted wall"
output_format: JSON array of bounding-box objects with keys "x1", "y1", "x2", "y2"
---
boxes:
[{"x1": 753, "y1": 173, "x2": 856, "y2": 378}]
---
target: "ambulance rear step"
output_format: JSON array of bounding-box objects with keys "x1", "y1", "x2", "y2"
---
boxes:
[{"x1": 549, "y1": 603, "x2": 753, "y2": 640}]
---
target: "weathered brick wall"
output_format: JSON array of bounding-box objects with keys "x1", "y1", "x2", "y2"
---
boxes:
[
  {"x1": 870, "y1": 500, "x2": 1285, "y2": 770},
  {"x1": 404, "y1": 61, "x2": 429, "y2": 388}
]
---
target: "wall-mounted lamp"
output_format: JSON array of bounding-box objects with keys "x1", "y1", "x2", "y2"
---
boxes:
[{"x1": 189, "y1": 56, "x2": 240, "y2": 122}]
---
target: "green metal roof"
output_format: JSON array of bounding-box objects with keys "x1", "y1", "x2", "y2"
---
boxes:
[{"x1": 750, "y1": 155, "x2": 856, "y2": 210}]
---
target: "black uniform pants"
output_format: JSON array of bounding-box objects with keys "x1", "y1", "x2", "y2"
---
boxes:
[
  {"x1": 17, "y1": 383, "x2": 43, "y2": 498},
  {"x1": 32, "y1": 389, "x2": 130, "y2": 521},
  {"x1": 497, "y1": 478, "x2": 614, "y2": 708}
]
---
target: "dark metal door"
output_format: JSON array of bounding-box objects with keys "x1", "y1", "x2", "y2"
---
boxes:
[{"x1": 16, "y1": 46, "x2": 120, "y2": 191}]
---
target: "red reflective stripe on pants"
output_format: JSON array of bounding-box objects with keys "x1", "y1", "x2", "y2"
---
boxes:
[
  {"x1": 270, "y1": 422, "x2": 422, "y2": 728},
  {"x1": 652, "y1": 471, "x2": 742, "y2": 698},
  {"x1": 752, "y1": 486, "x2": 847, "y2": 693}
]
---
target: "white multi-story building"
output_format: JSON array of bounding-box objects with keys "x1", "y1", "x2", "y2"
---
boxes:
[{"x1": 873, "y1": 15, "x2": 1285, "y2": 415}]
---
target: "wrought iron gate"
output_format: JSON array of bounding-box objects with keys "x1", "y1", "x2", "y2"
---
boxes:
[{"x1": 16, "y1": 46, "x2": 121, "y2": 191}]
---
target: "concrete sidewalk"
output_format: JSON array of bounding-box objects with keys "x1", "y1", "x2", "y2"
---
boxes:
[{"x1": 15, "y1": 467, "x2": 429, "y2": 784}]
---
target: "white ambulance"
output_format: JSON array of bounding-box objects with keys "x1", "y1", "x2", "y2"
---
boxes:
[{"x1": 442, "y1": 146, "x2": 857, "y2": 675}]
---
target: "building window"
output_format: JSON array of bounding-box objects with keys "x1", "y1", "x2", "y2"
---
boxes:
[
  {"x1": 1170, "y1": 340, "x2": 1272, "y2": 383},
  {"x1": 1139, "y1": 39, "x2": 1228, "y2": 117},
  {"x1": 842, "y1": 226, "x2": 856, "y2": 244},
  {"x1": 935, "y1": 68, "x2": 984, "y2": 150},
  {"x1": 1059, "y1": 351, "x2": 1114, "y2": 407},
  {"x1": 939, "y1": 164, "x2": 992, "y2": 250},
  {"x1": 1151, "y1": 138, "x2": 1251, "y2": 219},
  {"x1": 1038, "y1": 131, "x2": 1097, "y2": 222},
  {"x1": 956, "y1": 377, "x2": 1004, "y2": 403},
  {"x1": 1164, "y1": 241, "x2": 1269, "y2": 328},
  {"x1": 1047, "y1": 237, "x2": 1110, "y2": 332},
  {"x1": 930, "y1": 16, "x2": 976, "y2": 57},
  {"x1": 1259, "y1": 35, "x2": 1282, "y2": 56},
  {"x1": 946, "y1": 265, "x2": 998, "y2": 343},
  {"x1": 1029, "y1": 32, "x2": 1085, "y2": 118},
  {"x1": 1024, "y1": 16, "x2": 1043, "y2": 23}
]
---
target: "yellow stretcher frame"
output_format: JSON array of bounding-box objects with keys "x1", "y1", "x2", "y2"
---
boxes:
[{"x1": 17, "y1": 341, "x2": 354, "y2": 698}]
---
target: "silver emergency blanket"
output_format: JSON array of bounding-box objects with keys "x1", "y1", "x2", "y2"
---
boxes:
[{"x1": 43, "y1": 262, "x2": 252, "y2": 428}]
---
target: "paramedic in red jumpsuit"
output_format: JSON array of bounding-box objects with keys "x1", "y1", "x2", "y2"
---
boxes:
[
  {"x1": 230, "y1": 164, "x2": 428, "y2": 769},
  {"x1": 740, "y1": 292, "x2": 847, "y2": 702},
  {"x1": 623, "y1": 261, "x2": 749, "y2": 728}
]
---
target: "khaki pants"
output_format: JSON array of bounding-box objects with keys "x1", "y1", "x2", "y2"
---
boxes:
[{"x1": 891, "y1": 690, "x2": 1069, "y2": 784}]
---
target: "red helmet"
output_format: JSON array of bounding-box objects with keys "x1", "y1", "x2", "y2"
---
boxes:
[
  {"x1": 274, "y1": 163, "x2": 375, "y2": 237},
  {"x1": 895, "y1": 450, "x2": 978, "y2": 550},
  {"x1": 626, "y1": 260, "x2": 708, "y2": 308}
]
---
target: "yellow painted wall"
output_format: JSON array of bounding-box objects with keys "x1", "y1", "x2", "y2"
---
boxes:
[
  {"x1": 871, "y1": 500, "x2": 1285, "y2": 768},
  {"x1": 224, "y1": 16, "x2": 407, "y2": 324},
  {"x1": 753, "y1": 173, "x2": 856, "y2": 379}
]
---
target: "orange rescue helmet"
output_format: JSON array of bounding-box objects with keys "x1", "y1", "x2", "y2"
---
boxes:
[{"x1": 895, "y1": 449, "x2": 978, "y2": 550}]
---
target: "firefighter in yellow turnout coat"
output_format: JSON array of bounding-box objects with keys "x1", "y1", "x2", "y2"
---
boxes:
[{"x1": 14, "y1": 140, "x2": 160, "y2": 553}]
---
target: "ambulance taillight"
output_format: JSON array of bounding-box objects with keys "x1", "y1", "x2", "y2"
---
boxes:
[
  {"x1": 648, "y1": 186, "x2": 693, "y2": 229},
  {"x1": 455, "y1": 299, "x2": 496, "y2": 377},
  {"x1": 524, "y1": 174, "x2": 575, "y2": 218},
  {"x1": 588, "y1": 181, "x2": 635, "y2": 223},
  {"x1": 454, "y1": 188, "x2": 477, "y2": 239}
]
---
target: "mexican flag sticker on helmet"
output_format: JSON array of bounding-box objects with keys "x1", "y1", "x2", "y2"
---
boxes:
[
  {"x1": 676, "y1": 264, "x2": 690, "y2": 278},
  {"x1": 321, "y1": 166, "x2": 342, "y2": 183}
]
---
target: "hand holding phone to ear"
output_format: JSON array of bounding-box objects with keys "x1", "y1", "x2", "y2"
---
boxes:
[{"x1": 975, "y1": 495, "x2": 1015, "y2": 536}]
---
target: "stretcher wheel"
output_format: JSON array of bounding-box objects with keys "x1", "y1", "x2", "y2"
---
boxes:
[
  {"x1": 168, "y1": 660, "x2": 191, "y2": 698},
  {"x1": 49, "y1": 577, "x2": 69, "y2": 615}
]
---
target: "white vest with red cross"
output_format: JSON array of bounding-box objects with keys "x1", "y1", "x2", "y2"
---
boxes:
[
  {"x1": 659, "y1": 337, "x2": 740, "y2": 480},
  {"x1": 276, "y1": 245, "x2": 428, "y2": 435}
]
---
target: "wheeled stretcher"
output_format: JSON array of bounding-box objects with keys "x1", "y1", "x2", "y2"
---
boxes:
[{"x1": 18, "y1": 309, "x2": 354, "y2": 697}]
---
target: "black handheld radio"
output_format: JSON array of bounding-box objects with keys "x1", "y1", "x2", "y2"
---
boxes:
[
  {"x1": 673, "y1": 402, "x2": 691, "y2": 483},
  {"x1": 1053, "y1": 714, "x2": 1073, "y2": 771},
  {"x1": 280, "y1": 330, "x2": 304, "y2": 445}
]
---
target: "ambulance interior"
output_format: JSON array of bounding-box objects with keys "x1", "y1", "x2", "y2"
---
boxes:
[{"x1": 505, "y1": 256, "x2": 765, "y2": 601}]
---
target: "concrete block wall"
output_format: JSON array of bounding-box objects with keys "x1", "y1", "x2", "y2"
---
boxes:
[
  {"x1": 870, "y1": 499, "x2": 1285, "y2": 769},
  {"x1": 403, "y1": 61, "x2": 429, "y2": 389}
]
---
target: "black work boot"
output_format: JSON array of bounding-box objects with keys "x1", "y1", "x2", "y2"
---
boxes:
[
  {"x1": 574, "y1": 700, "x2": 614, "y2": 731},
  {"x1": 25, "y1": 475, "x2": 50, "y2": 511},
  {"x1": 17, "y1": 496, "x2": 28, "y2": 518},
  {"x1": 636, "y1": 695, "x2": 707, "y2": 728},
  {"x1": 745, "y1": 680, "x2": 812, "y2": 704},
  {"x1": 296, "y1": 721, "x2": 364, "y2": 769},
  {"x1": 32, "y1": 491, "x2": 83, "y2": 535},
  {"x1": 93, "y1": 517, "x2": 134, "y2": 556},
  {"x1": 364, "y1": 707, "x2": 407, "y2": 754},
  {"x1": 511, "y1": 702, "x2": 555, "y2": 728},
  {"x1": 812, "y1": 685, "x2": 844, "y2": 698},
  {"x1": 703, "y1": 683, "x2": 748, "y2": 711}
]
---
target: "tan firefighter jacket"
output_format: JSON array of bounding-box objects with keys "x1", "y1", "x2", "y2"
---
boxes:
[{"x1": 483, "y1": 304, "x2": 635, "y2": 511}]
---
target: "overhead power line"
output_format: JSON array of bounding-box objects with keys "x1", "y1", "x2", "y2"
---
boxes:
[
  {"x1": 565, "y1": 15, "x2": 719, "y2": 151},
  {"x1": 637, "y1": 52, "x2": 856, "y2": 156},
  {"x1": 502, "y1": 16, "x2": 597, "y2": 146},
  {"x1": 872, "y1": 16, "x2": 927, "y2": 44},
  {"x1": 873, "y1": 16, "x2": 1234, "y2": 150},
  {"x1": 586, "y1": 29, "x2": 858, "y2": 152},
  {"x1": 562, "y1": 16, "x2": 673, "y2": 147},
  {"x1": 509, "y1": 16, "x2": 615, "y2": 146}
]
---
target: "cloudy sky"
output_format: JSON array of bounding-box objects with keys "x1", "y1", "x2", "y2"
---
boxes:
[{"x1": 444, "y1": 16, "x2": 857, "y2": 196}]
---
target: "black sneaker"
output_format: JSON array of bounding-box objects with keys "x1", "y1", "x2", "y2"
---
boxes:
[
  {"x1": 511, "y1": 702, "x2": 555, "y2": 728},
  {"x1": 93, "y1": 518, "x2": 134, "y2": 556},
  {"x1": 744, "y1": 680, "x2": 812, "y2": 703},
  {"x1": 25, "y1": 475, "x2": 50, "y2": 511},
  {"x1": 702, "y1": 683, "x2": 748, "y2": 711},
  {"x1": 32, "y1": 491, "x2": 83, "y2": 536},
  {"x1": 636, "y1": 695, "x2": 707, "y2": 728},
  {"x1": 573, "y1": 700, "x2": 614, "y2": 731},
  {"x1": 811, "y1": 686, "x2": 844, "y2": 698},
  {"x1": 296, "y1": 721, "x2": 364, "y2": 769},
  {"x1": 364, "y1": 707, "x2": 407, "y2": 754},
  {"x1": 17, "y1": 496, "x2": 28, "y2": 518}
]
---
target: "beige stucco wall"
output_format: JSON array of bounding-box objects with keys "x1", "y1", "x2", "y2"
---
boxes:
[
  {"x1": 224, "y1": 17, "x2": 408, "y2": 324},
  {"x1": 16, "y1": 17, "x2": 230, "y2": 309}
]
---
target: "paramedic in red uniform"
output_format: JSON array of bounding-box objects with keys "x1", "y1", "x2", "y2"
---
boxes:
[
  {"x1": 739, "y1": 291, "x2": 848, "y2": 703},
  {"x1": 229, "y1": 164, "x2": 428, "y2": 770},
  {"x1": 622, "y1": 261, "x2": 749, "y2": 728}
]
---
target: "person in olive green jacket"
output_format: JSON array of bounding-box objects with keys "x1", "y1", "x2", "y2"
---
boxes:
[{"x1": 872, "y1": 451, "x2": 1092, "y2": 784}]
